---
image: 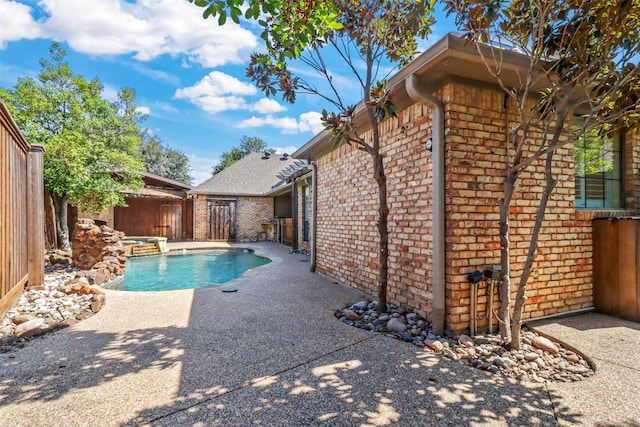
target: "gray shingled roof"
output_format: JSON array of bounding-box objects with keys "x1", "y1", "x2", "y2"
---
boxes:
[{"x1": 190, "y1": 152, "x2": 305, "y2": 196}]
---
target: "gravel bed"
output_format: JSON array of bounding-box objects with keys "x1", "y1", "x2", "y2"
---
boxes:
[
  {"x1": 0, "y1": 270, "x2": 100, "y2": 352},
  {"x1": 336, "y1": 300, "x2": 594, "y2": 383}
]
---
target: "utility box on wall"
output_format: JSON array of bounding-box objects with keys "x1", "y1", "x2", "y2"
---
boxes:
[{"x1": 593, "y1": 218, "x2": 640, "y2": 322}]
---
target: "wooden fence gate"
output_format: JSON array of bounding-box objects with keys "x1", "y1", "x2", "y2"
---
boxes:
[
  {"x1": 160, "y1": 203, "x2": 182, "y2": 240},
  {"x1": 282, "y1": 218, "x2": 293, "y2": 246},
  {"x1": 208, "y1": 200, "x2": 236, "y2": 241}
]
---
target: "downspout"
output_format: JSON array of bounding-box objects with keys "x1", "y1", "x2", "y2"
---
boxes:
[
  {"x1": 405, "y1": 74, "x2": 446, "y2": 336},
  {"x1": 291, "y1": 178, "x2": 299, "y2": 252},
  {"x1": 310, "y1": 161, "x2": 318, "y2": 272}
]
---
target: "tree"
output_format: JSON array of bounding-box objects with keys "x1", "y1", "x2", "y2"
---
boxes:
[
  {"x1": 138, "y1": 132, "x2": 192, "y2": 184},
  {"x1": 213, "y1": 135, "x2": 273, "y2": 174},
  {"x1": 444, "y1": 0, "x2": 640, "y2": 347},
  {"x1": 190, "y1": 0, "x2": 435, "y2": 313},
  {"x1": 1, "y1": 42, "x2": 144, "y2": 251}
]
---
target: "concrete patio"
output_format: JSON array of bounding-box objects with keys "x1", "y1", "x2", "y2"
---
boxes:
[{"x1": 1, "y1": 242, "x2": 638, "y2": 426}]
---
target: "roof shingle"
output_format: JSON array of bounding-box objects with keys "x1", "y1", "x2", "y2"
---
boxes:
[{"x1": 190, "y1": 152, "x2": 303, "y2": 196}]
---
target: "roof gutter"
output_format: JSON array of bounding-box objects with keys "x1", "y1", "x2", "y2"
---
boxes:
[{"x1": 405, "y1": 73, "x2": 445, "y2": 336}]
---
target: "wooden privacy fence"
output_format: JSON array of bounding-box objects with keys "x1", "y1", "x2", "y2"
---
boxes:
[
  {"x1": 114, "y1": 197, "x2": 193, "y2": 240},
  {"x1": 0, "y1": 100, "x2": 45, "y2": 318},
  {"x1": 593, "y1": 218, "x2": 640, "y2": 322}
]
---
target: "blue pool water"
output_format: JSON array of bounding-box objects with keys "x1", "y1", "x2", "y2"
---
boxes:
[{"x1": 112, "y1": 249, "x2": 270, "y2": 292}]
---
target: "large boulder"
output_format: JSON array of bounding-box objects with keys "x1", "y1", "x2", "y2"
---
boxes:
[{"x1": 72, "y1": 219, "x2": 127, "y2": 285}]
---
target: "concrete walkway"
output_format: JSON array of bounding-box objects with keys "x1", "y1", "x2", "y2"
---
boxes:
[
  {"x1": 1, "y1": 242, "x2": 638, "y2": 426},
  {"x1": 529, "y1": 313, "x2": 640, "y2": 426}
]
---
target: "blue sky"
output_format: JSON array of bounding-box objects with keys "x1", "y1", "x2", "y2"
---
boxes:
[{"x1": 0, "y1": 0, "x2": 457, "y2": 185}]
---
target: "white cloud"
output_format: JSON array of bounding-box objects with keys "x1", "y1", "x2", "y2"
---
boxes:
[
  {"x1": 187, "y1": 153, "x2": 216, "y2": 186},
  {"x1": 0, "y1": 1, "x2": 42, "y2": 48},
  {"x1": 298, "y1": 111, "x2": 325, "y2": 133},
  {"x1": 175, "y1": 72, "x2": 290, "y2": 116},
  {"x1": 270, "y1": 145, "x2": 299, "y2": 155},
  {"x1": 238, "y1": 115, "x2": 299, "y2": 133},
  {"x1": 102, "y1": 85, "x2": 119, "y2": 102},
  {"x1": 174, "y1": 71, "x2": 257, "y2": 114},
  {"x1": 250, "y1": 98, "x2": 286, "y2": 114},
  {"x1": 136, "y1": 106, "x2": 151, "y2": 115},
  {"x1": 238, "y1": 111, "x2": 325, "y2": 135},
  {"x1": 2, "y1": 0, "x2": 257, "y2": 67}
]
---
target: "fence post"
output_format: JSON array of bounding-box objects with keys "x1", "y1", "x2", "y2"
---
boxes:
[{"x1": 27, "y1": 144, "x2": 45, "y2": 289}]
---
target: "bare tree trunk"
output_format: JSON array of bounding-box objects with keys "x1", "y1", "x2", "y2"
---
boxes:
[
  {"x1": 44, "y1": 189, "x2": 58, "y2": 251},
  {"x1": 498, "y1": 174, "x2": 516, "y2": 344},
  {"x1": 51, "y1": 193, "x2": 71, "y2": 252},
  {"x1": 374, "y1": 151, "x2": 389, "y2": 313},
  {"x1": 511, "y1": 149, "x2": 557, "y2": 348}
]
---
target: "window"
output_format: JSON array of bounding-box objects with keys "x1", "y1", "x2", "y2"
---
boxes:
[{"x1": 574, "y1": 131, "x2": 624, "y2": 209}]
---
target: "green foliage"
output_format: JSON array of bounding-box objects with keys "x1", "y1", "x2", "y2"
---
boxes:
[
  {"x1": 244, "y1": 1, "x2": 434, "y2": 155},
  {"x1": 213, "y1": 135, "x2": 273, "y2": 175},
  {"x1": 574, "y1": 130, "x2": 616, "y2": 176},
  {"x1": 138, "y1": 132, "x2": 192, "y2": 184},
  {"x1": 188, "y1": 0, "x2": 342, "y2": 64},
  {"x1": 445, "y1": 0, "x2": 640, "y2": 131},
  {"x1": 1, "y1": 41, "x2": 145, "y2": 214}
]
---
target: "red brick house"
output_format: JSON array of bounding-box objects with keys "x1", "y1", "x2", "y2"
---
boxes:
[
  {"x1": 293, "y1": 34, "x2": 640, "y2": 335},
  {"x1": 191, "y1": 152, "x2": 306, "y2": 243}
]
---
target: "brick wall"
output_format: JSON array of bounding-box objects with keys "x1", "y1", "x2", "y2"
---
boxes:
[
  {"x1": 194, "y1": 195, "x2": 208, "y2": 240},
  {"x1": 316, "y1": 100, "x2": 434, "y2": 318},
  {"x1": 445, "y1": 84, "x2": 592, "y2": 332},
  {"x1": 314, "y1": 80, "x2": 640, "y2": 334},
  {"x1": 236, "y1": 196, "x2": 274, "y2": 240},
  {"x1": 193, "y1": 194, "x2": 274, "y2": 241},
  {"x1": 626, "y1": 129, "x2": 640, "y2": 210}
]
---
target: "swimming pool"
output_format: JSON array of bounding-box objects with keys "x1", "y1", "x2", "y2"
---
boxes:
[{"x1": 107, "y1": 249, "x2": 271, "y2": 292}]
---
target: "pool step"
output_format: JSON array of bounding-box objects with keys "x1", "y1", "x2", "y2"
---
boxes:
[{"x1": 130, "y1": 243, "x2": 162, "y2": 257}]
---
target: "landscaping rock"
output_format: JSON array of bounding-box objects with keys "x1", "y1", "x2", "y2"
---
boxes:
[
  {"x1": 15, "y1": 318, "x2": 45, "y2": 336},
  {"x1": 458, "y1": 334, "x2": 475, "y2": 347},
  {"x1": 387, "y1": 317, "x2": 407, "y2": 333},
  {"x1": 443, "y1": 348, "x2": 458, "y2": 360},
  {"x1": 91, "y1": 294, "x2": 106, "y2": 313},
  {"x1": 49, "y1": 250, "x2": 72, "y2": 268},
  {"x1": 566, "y1": 353, "x2": 580, "y2": 363},
  {"x1": 1, "y1": 270, "x2": 106, "y2": 349},
  {"x1": 63, "y1": 277, "x2": 92, "y2": 295},
  {"x1": 335, "y1": 301, "x2": 594, "y2": 383},
  {"x1": 533, "y1": 335, "x2": 559, "y2": 355},
  {"x1": 343, "y1": 309, "x2": 361, "y2": 321},
  {"x1": 11, "y1": 314, "x2": 38, "y2": 325},
  {"x1": 351, "y1": 301, "x2": 369, "y2": 310},
  {"x1": 525, "y1": 352, "x2": 540, "y2": 362},
  {"x1": 425, "y1": 339, "x2": 444, "y2": 352},
  {"x1": 72, "y1": 219, "x2": 127, "y2": 285}
]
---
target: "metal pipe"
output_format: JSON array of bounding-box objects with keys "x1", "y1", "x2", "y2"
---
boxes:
[
  {"x1": 488, "y1": 279, "x2": 494, "y2": 334},
  {"x1": 310, "y1": 161, "x2": 317, "y2": 272},
  {"x1": 470, "y1": 283, "x2": 477, "y2": 336},
  {"x1": 405, "y1": 74, "x2": 446, "y2": 336}
]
